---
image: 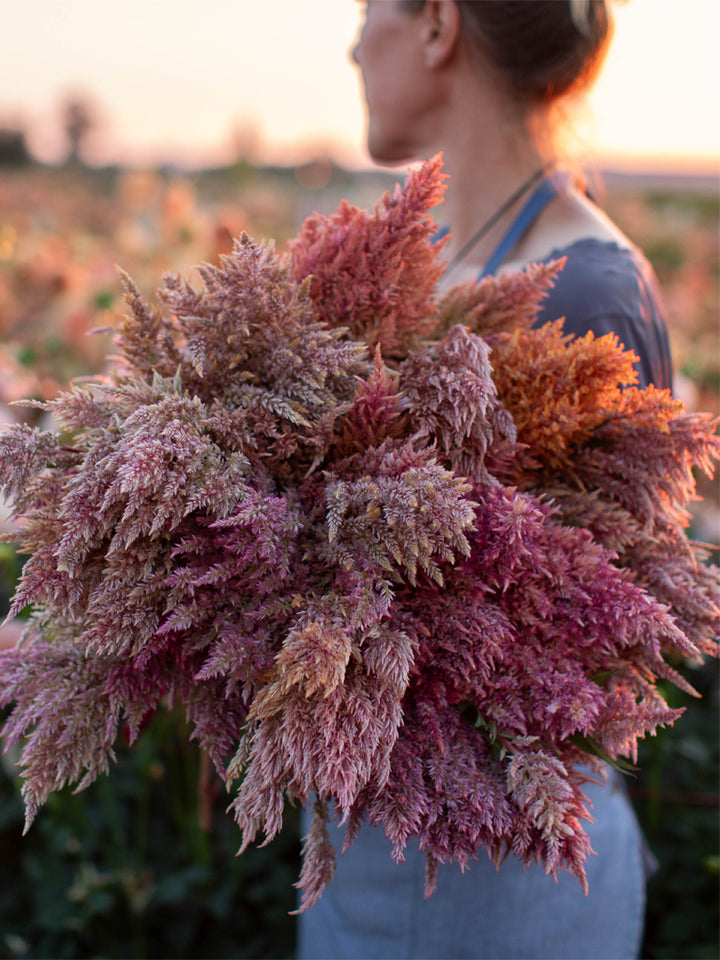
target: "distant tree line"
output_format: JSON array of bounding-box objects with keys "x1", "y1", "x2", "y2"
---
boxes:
[
  {"x1": 0, "y1": 128, "x2": 31, "y2": 166},
  {"x1": 0, "y1": 94, "x2": 97, "y2": 168}
]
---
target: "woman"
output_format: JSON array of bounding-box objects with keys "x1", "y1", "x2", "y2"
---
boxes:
[
  {"x1": 298, "y1": 3, "x2": 671, "y2": 957},
  {"x1": 350, "y1": 0, "x2": 671, "y2": 390}
]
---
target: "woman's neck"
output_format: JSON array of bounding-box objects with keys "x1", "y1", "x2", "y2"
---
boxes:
[
  {"x1": 418, "y1": 63, "x2": 555, "y2": 273},
  {"x1": 436, "y1": 136, "x2": 553, "y2": 271}
]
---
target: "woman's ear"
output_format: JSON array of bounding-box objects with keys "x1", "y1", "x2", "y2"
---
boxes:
[{"x1": 421, "y1": 0, "x2": 462, "y2": 69}]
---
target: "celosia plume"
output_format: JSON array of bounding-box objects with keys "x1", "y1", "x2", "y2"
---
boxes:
[
  {"x1": 288, "y1": 153, "x2": 447, "y2": 355},
  {"x1": 0, "y1": 155, "x2": 717, "y2": 913}
]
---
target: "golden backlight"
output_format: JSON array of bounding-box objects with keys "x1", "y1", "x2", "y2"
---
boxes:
[{"x1": 0, "y1": 0, "x2": 717, "y2": 172}]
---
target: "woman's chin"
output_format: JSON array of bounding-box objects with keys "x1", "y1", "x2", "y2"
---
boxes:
[{"x1": 366, "y1": 134, "x2": 418, "y2": 168}]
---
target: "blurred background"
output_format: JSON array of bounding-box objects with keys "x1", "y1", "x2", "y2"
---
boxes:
[{"x1": 0, "y1": 1, "x2": 717, "y2": 957}]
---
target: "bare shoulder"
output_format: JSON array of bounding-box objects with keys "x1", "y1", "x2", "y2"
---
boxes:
[{"x1": 506, "y1": 185, "x2": 632, "y2": 272}]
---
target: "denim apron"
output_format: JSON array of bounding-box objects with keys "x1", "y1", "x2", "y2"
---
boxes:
[{"x1": 297, "y1": 771, "x2": 645, "y2": 959}]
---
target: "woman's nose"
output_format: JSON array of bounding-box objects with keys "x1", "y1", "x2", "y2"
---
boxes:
[{"x1": 349, "y1": 40, "x2": 360, "y2": 66}]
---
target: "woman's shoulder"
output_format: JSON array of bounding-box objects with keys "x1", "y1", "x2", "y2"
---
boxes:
[
  {"x1": 533, "y1": 237, "x2": 673, "y2": 390},
  {"x1": 538, "y1": 237, "x2": 662, "y2": 319},
  {"x1": 502, "y1": 185, "x2": 663, "y2": 322}
]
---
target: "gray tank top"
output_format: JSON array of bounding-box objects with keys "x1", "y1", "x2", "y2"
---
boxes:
[
  {"x1": 533, "y1": 237, "x2": 673, "y2": 391},
  {"x1": 478, "y1": 173, "x2": 673, "y2": 391}
]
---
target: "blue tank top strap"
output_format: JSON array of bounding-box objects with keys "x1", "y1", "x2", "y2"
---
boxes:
[
  {"x1": 480, "y1": 171, "x2": 571, "y2": 278},
  {"x1": 433, "y1": 223, "x2": 450, "y2": 245}
]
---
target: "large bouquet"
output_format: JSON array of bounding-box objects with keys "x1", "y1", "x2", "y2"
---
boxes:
[{"x1": 0, "y1": 157, "x2": 717, "y2": 911}]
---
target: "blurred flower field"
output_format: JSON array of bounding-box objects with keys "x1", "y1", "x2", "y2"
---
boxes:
[
  {"x1": 1, "y1": 164, "x2": 717, "y2": 413},
  {"x1": 0, "y1": 165, "x2": 287, "y2": 409},
  {"x1": 1, "y1": 163, "x2": 717, "y2": 540},
  {"x1": 0, "y1": 162, "x2": 717, "y2": 959},
  {"x1": 603, "y1": 178, "x2": 719, "y2": 549}
]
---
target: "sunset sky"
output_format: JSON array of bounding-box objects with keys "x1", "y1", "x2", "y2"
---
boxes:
[{"x1": 2, "y1": 0, "x2": 719, "y2": 172}]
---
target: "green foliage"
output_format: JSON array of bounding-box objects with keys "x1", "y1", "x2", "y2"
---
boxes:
[
  {"x1": 634, "y1": 657, "x2": 720, "y2": 960},
  {"x1": 0, "y1": 706, "x2": 300, "y2": 960},
  {"x1": 643, "y1": 236, "x2": 686, "y2": 274},
  {"x1": 93, "y1": 290, "x2": 115, "y2": 311},
  {"x1": 2, "y1": 543, "x2": 301, "y2": 958},
  {"x1": 0, "y1": 543, "x2": 21, "y2": 616},
  {"x1": 646, "y1": 189, "x2": 720, "y2": 224}
]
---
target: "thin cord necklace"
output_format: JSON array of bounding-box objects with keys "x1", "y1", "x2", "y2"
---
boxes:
[{"x1": 443, "y1": 162, "x2": 555, "y2": 281}]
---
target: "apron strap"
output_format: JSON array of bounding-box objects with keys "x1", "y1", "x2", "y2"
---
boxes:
[{"x1": 480, "y1": 172, "x2": 571, "y2": 278}]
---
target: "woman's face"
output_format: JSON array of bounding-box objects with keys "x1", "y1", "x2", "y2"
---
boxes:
[{"x1": 351, "y1": 1, "x2": 441, "y2": 165}]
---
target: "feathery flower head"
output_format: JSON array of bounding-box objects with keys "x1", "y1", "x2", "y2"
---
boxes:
[{"x1": 0, "y1": 155, "x2": 717, "y2": 913}]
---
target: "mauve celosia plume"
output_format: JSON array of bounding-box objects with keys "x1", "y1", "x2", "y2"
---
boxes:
[
  {"x1": 288, "y1": 152, "x2": 447, "y2": 355},
  {"x1": 0, "y1": 156, "x2": 718, "y2": 912}
]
